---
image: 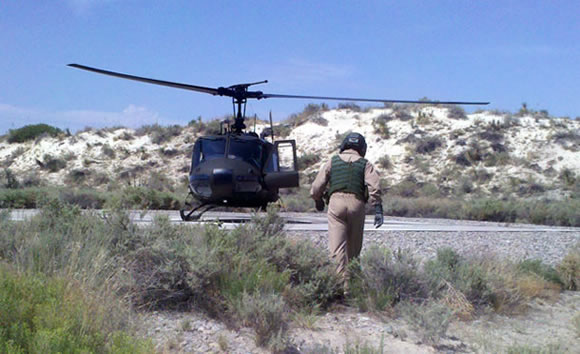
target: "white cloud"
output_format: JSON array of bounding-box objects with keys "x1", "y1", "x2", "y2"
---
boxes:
[{"x1": 0, "y1": 103, "x2": 164, "y2": 134}]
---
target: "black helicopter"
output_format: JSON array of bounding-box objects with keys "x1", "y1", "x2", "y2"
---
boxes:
[{"x1": 68, "y1": 64, "x2": 488, "y2": 220}]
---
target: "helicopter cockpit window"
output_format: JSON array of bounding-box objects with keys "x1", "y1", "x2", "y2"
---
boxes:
[
  {"x1": 192, "y1": 138, "x2": 226, "y2": 168},
  {"x1": 227, "y1": 138, "x2": 263, "y2": 168}
]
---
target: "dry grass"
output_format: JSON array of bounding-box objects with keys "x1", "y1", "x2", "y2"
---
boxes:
[{"x1": 439, "y1": 280, "x2": 474, "y2": 321}]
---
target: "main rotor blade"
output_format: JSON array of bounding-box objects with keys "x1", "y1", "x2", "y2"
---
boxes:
[
  {"x1": 68, "y1": 64, "x2": 220, "y2": 95},
  {"x1": 261, "y1": 93, "x2": 489, "y2": 105}
]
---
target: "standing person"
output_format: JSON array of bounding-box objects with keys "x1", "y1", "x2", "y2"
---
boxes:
[{"x1": 310, "y1": 132, "x2": 383, "y2": 285}]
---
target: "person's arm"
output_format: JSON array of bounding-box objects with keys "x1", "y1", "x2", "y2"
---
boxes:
[
  {"x1": 364, "y1": 161, "x2": 382, "y2": 206},
  {"x1": 310, "y1": 160, "x2": 331, "y2": 201},
  {"x1": 365, "y1": 161, "x2": 383, "y2": 228}
]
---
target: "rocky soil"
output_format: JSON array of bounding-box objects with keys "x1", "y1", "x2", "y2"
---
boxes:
[{"x1": 137, "y1": 219, "x2": 580, "y2": 353}]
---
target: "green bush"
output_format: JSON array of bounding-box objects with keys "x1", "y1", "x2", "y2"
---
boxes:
[
  {"x1": 398, "y1": 301, "x2": 453, "y2": 345},
  {"x1": 415, "y1": 136, "x2": 442, "y2": 154},
  {"x1": 230, "y1": 292, "x2": 289, "y2": 348},
  {"x1": 135, "y1": 124, "x2": 182, "y2": 144},
  {"x1": 446, "y1": 105, "x2": 467, "y2": 119},
  {"x1": 348, "y1": 247, "x2": 427, "y2": 311},
  {"x1": 7, "y1": 124, "x2": 62, "y2": 143},
  {"x1": 297, "y1": 153, "x2": 321, "y2": 170},
  {"x1": 378, "y1": 155, "x2": 392, "y2": 170},
  {"x1": 557, "y1": 246, "x2": 580, "y2": 290},
  {"x1": 423, "y1": 249, "x2": 493, "y2": 307},
  {"x1": 0, "y1": 266, "x2": 152, "y2": 353},
  {"x1": 1, "y1": 168, "x2": 20, "y2": 189},
  {"x1": 0, "y1": 187, "x2": 49, "y2": 208},
  {"x1": 517, "y1": 259, "x2": 563, "y2": 287},
  {"x1": 372, "y1": 115, "x2": 391, "y2": 139}
]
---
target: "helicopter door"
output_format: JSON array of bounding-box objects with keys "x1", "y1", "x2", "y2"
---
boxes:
[{"x1": 264, "y1": 140, "x2": 299, "y2": 189}]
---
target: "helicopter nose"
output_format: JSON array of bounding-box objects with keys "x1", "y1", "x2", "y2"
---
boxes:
[
  {"x1": 212, "y1": 168, "x2": 233, "y2": 185},
  {"x1": 211, "y1": 168, "x2": 234, "y2": 197}
]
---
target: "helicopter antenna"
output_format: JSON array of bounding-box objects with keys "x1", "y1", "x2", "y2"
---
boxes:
[
  {"x1": 269, "y1": 111, "x2": 275, "y2": 143},
  {"x1": 254, "y1": 114, "x2": 256, "y2": 133}
]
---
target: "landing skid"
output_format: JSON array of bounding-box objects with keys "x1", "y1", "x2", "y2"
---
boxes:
[
  {"x1": 179, "y1": 191, "x2": 216, "y2": 221},
  {"x1": 179, "y1": 203, "x2": 216, "y2": 221}
]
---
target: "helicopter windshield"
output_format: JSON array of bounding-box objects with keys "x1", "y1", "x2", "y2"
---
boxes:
[
  {"x1": 228, "y1": 137, "x2": 263, "y2": 168},
  {"x1": 192, "y1": 138, "x2": 226, "y2": 168}
]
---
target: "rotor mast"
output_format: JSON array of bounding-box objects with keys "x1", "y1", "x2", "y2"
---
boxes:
[{"x1": 226, "y1": 80, "x2": 268, "y2": 134}]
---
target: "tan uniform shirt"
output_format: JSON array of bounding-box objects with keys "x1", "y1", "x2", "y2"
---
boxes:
[{"x1": 310, "y1": 149, "x2": 382, "y2": 206}]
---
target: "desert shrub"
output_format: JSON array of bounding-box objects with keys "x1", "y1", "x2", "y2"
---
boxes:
[
  {"x1": 392, "y1": 105, "x2": 413, "y2": 121},
  {"x1": 378, "y1": 155, "x2": 392, "y2": 170},
  {"x1": 338, "y1": 102, "x2": 361, "y2": 111},
  {"x1": 40, "y1": 154, "x2": 67, "y2": 172},
  {"x1": 0, "y1": 266, "x2": 152, "y2": 353},
  {"x1": 230, "y1": 292, "x2": 289, "y2": 348},
  {"x1": 383, "y1": 197, "x2": 461, "y2": 219},
  {"x1": 0, "y1": 187, "x2": 49, "y2": 208},
  {"x1": 559, "y1": 168, "x2": 576, "y2": 186},
  {"x1": 415, "y1": 136, "x2": 442, "y2": 154},
  {"x1": 311, "y1": 116, "x2": 329, "y2": 126},
  {"x1": 517, "y1": 259, "x2": 563, "y2": 287},
  {"x1": 552, "y1": 130, "x2": 580, "y2": 144},
  {"x1": 279, "y1": 187, "x2": 313, "y2": 212},
  {"x1": 388, "y1": 178, "x2": 419, "y2": 198},
  {"x1": 446, "y1": 106, "x2": 467, "y2": 119},
  {"x1": 516, "y1": 181, "x2": 546, "y2": 196},
  {"x1": 59, "y1": 189, "x2": 108, "y2": 209},
  {"x1": 145, "y1": 171, "x2": 175, "y2": 192},
  {"x1": 472, "y1": 168, "x2": 494, "y2": 184},
  {"x1": 203, "y1": 119, "x2": 223, "y2": 135},
  {"x1": 372, "y1": 114, "x2": 392, "y2": 138},
  {"x1": 424, "y1": 249, "x2": 493, "y2": 307},
  {"x1": 455, "y1": 176, "x2": 474, "y2": 195},
  {"x1": 7, "y1": 124, "x2": 62, "y2": 143},
  {"x1": 484, "y1": 151, "x2": 511, "y2": 166},
  {"x1": 101, "y1": 143, "x2": 116, "y2": 158},
  {"x1": 297, "y1": 153, "x2": 321, "y2": 170},
  {"x1": 272, "y1": 124, "x2": 291, "y2": 138},
  {"x1": 285, "y1": 103, "x2": 329, "y2": 127},
  {"x1": 1, "y1": 168, "x2": 20, "y2": 189},
  {"x1": 466, "y1": 199, "x2": 516, "y2": 222},
  {"x1": 520, "y1": 199, "x2": 580, "y2": 227},
  {"x1": 398, "y1": 301, "x2": 453, "y2": 345},
  {"x1": 65, "y1": 168, "x2": 93, "y2": 186},
  {"x1": 135, "y1": 124, "x2": 182, "y2": 144},
  {"x1": 116, "y1": 130, "x2": 135, "y2": 141},
  {"x1": 454, "y1": 142, "x2": 486, "y2": 167},
  {"x1": 348, "y1": 247, "x2": 427, "y2": 311},
  {"x1": 107, "y1": 186, "x2": 181, "y2": 210},
  {"x1": 557, "y1": 246, "x2": 580, "y2": 291}
]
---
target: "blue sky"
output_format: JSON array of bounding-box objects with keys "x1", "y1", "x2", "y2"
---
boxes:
[{"x1": 1, "y1": 0, "x2": 579, "y2": 133}]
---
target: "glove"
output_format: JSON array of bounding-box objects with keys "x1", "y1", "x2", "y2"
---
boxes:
[
  {"x1": 315, "y1": 199, "x2": 325, "y2": 212},
  {"x1": 374, "y1": 204, "x2": 384, "y2": 229}
]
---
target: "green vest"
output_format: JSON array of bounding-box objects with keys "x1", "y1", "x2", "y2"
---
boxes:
[{"x1": 328, "y1": 155, "x2": 367, "y2": 201}]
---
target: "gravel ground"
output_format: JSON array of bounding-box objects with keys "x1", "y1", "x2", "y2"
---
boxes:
[
  {"x1": 138, "y1": 218, "x2": 580, "y2": 353},
  {"x1": 288, "y1": 230, "x2": 579, "y2": 266}
]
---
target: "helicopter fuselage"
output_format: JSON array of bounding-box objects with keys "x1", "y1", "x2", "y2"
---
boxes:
[{"x1": 187, "y1": 132, "x2": 297, "y2": 209}]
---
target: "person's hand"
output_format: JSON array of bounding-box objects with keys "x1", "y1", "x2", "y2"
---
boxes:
[
  {"x1": 374, "y1": 204, "x2": 384, "y2": 228},
  {"x1": 315, "y1": 199, "x2": 325, "y2": 212}
]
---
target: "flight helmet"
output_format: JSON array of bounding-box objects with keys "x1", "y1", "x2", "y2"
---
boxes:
[{"x1": 340, "y1": 132, "x2": 367, "y2": 157}]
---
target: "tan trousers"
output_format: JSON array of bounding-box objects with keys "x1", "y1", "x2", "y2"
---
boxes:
[{"x1": 327, "y1": 192, "x2": 366, "y2": 278}]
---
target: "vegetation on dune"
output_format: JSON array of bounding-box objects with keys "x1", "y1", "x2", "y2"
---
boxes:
[{"x1": 7, "y1": 124, "x2": 63, "y2": 143}]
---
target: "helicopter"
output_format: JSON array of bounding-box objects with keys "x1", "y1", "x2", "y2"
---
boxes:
[{"x1": 68, "y1": 63, "x2": 488, "y2": 221}]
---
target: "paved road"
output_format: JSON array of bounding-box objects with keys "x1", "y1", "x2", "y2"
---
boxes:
[{"x1": 6, "y1": 209, "x2": 579, "y2": 233}]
